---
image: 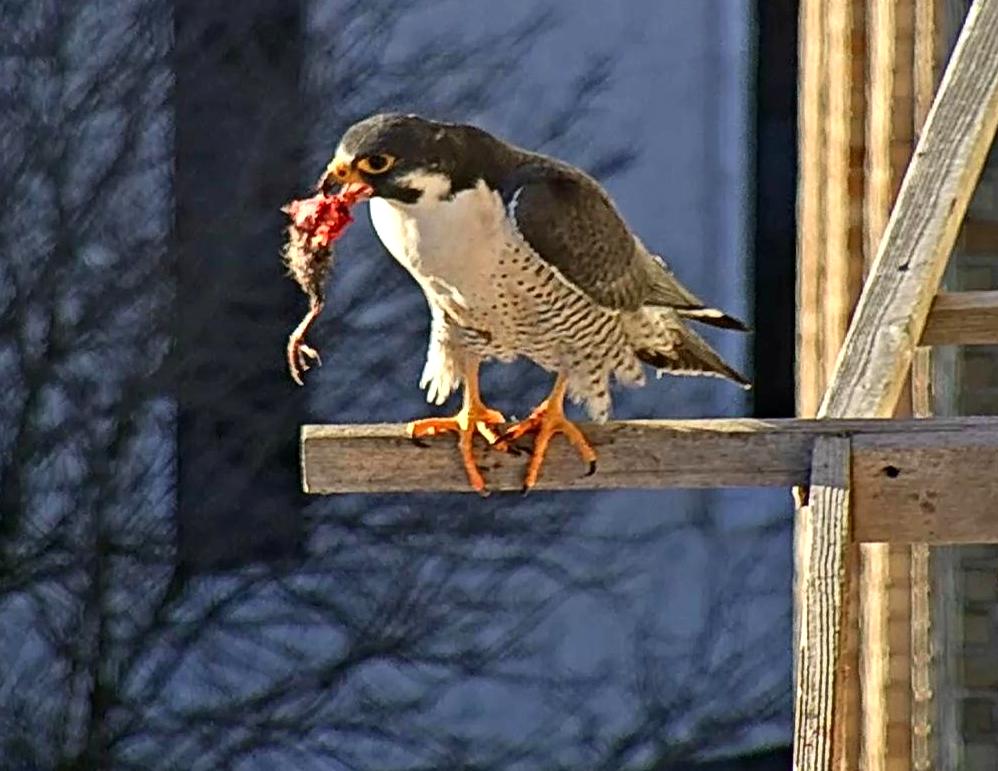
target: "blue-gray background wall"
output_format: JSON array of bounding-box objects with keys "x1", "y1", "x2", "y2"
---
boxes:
[{"x1": 0, "y1": 1, "x2": 795, "y2": 768}]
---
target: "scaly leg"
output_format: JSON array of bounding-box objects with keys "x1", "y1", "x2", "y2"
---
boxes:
[
  {"x1": 406, "y1": 358, "x2": 506, "y2": 495},
  {"x1": 495, "y1": 374, "x2": 597, "y2": 491}
]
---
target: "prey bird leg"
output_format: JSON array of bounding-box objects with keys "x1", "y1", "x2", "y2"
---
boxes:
[
  {"x1": 281, "y1": 183, "x2": 372, "y2": 384},
  {"x1": 287, "y1": 300, "x2": 324, "y2": 386}
]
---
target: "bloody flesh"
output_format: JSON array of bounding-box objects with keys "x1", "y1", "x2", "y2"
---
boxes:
[{"x1": 282, "y1": 184, "x2": 371, "y2": 385}]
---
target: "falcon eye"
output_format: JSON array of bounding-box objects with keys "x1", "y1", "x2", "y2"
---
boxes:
[{"x1": 357, "y1": 154, "x2": 395, "y2": 174}]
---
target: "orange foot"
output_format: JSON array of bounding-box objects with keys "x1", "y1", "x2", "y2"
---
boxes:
[
  {"x1": 407, "y1": 402, "x2": 507, "y2": 496},
  {"x1": 495, "y1": 379, "x2": 597, "y2": 492}
]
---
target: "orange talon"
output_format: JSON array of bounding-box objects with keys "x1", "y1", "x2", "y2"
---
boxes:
[
  {"x1": 496, "y1": 375, "x2": 598, "y2": 491},
  {"x1": 405, "y1": 360, "x2": 506, "y2": 495}
]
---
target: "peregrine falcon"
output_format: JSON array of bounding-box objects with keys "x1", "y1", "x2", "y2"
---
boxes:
[{"x1": 321, "y1": 113, "x2": 748, "y2": 493}]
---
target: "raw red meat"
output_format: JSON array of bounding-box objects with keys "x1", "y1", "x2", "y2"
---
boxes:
[{"x1": 282, "y1": 184, "x2": 371, "y2": 385}]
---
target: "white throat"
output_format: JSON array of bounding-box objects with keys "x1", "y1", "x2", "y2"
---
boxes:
[
  {"x1": 394, "y1": 170, "x2": 453, "y2": 204},
  {"x1": 368, "y1": 178, "x2": 508, "y2": 297}
]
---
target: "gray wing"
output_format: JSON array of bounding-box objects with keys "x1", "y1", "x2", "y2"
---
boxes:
[
  {"x1": 646, "y1": 251, "x2": 748, "y2": 331},
  {"x1": 502, "y1": 164, "x2": 649, "y2": 310},
  {"x1": 503, "y1": 163, "x2": 747, "y2": 330}
]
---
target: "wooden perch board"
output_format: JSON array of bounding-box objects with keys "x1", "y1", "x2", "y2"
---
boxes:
[
  {"x1": 920, "y1": 290, "x2": 998, "y2": 345},
  {"x1": 302, "y1": 417, "x2": 998, "y2": 544}
]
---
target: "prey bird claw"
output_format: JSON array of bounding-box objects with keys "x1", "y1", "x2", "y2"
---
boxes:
[
  {"x1": 288, "y1": 337, "x2": 322, "y2": 386},
  {"x1": 286, "y1": 303, "x2": 325, "y2": 386},
  {"x1": 282, "y1": 184, "x2": 371, "y2": 386}
]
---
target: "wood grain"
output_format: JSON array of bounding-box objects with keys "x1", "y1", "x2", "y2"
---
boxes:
[
  {"x1": 865, "y1": 3, "x2": 919, "y2": 766},
  {"x1": 817, "y1": 9, "x2": 998, "y2": 765},
  {"x1": 852, "y1": 428, "x2": 998, "y2": 542},
  {"x1": 302, "y1": 417, "x2": 998, "y2": 518},
  {"x1": 920, "y1": 290, "x2": 998, "y2": 344},
  {"x1": 795, "y1": 4, "x2": 870, "y2": 762},
  {"x1": 793, "y1": 437, "x2": 860, "y2": 771},
  {"x1": 796, "y1": 0, "x2": 829, "y2": 418},
  {"x1": 910, "y1": 541, "x2": 933, "y2": 771},
  {"x1": 908, "y1": 15, "x2": 938, "y2": 749},
  {"x1": 912, "y1": 5, "x2": 971, "y2": 769},
  {"x1": 819, "y1": 0, "x2": 998, "y2": 418}
]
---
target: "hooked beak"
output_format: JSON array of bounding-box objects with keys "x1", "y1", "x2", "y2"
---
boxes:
[{"x1": 319, "y1": 155, "x2": 373, "y2": 199}]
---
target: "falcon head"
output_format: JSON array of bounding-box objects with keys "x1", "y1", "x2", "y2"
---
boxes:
[{"x1": 320, "y1": 113, "x2": 504, "y2": 204}]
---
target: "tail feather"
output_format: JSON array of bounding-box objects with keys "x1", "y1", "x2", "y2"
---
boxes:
[
  {"x1": 643, "y1": 254, "x2": 749, "y2": 332},
  {"x1": 675, "y1": 307, "x2": 749, "y2": 332},
  {"x1": 635, "y1": 320, "x2": 751, "y2": 389}
]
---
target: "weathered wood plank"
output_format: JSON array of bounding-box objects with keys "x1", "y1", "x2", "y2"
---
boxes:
[
  {"x1": 303, "y1": 419, "x2": 826, "y2": 493},
  {"x1": 909, "y1": 541, "x2": 933, "y2": 770},
  {"x1": 815, "y1": 9, "x2": 998, "y2": 765},
  {"x1": 303, "y1": 417, "x2": 998, "y2": 544},
  {"x1": 796, "y1": 0, "x2": 869, "y2": 418},
  {"x1": 793, "y1": 437, "x2": 860, "y2": 771},
  {"x1": 819, "y1": 0, "x2": 998, "y2": 418},
  {"x1": 852, "y1": 428, "x2": 998, "y2": 543},
  {"x1": 920, "y1": 290, "x2": 998, "y2": 344},
  {"x1": 796, "y1": 0, "x2": 829, "y2": 418},
  {"x1": 918, "y1": 4, "x2": 984, "y2": 770},
  {"x1": 301, "y1": 414, "x2": 996, "y2": 483},
  {"x1": 865, "y1": 3, "x2": 919, "y2": 766},
  {"x1": 795, "y1": 4, "x2": 869, "y2": 761}
]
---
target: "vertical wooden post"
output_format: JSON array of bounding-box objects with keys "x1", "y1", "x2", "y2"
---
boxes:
[
  {"x1": 910, "y1": 3, "x2": 945, "y2": 769},
  {"x1": 794, "y1": 437, "x2": 859, "y2": 771},
  {"x1": 795, "y1": 0, "x2": 866, "y2": 767},
  {"x1": 796, "y1": 0, "x2": 829, "y2": 420},
  {"x1": 808, "y1": 2, "x2": 998, "y2": 769},
  {"x1": 797, "y1": 0, "x2": 868, "y2": 417},
  {"x1": 797, "y1": 1, "x2": 998, "y2": 768},
  {"x1": 912, "y1": 3, "x2": 975, "y2": 769},
  {"x1": 863, "y1": 2, "x2": 919, "y2": 768}
]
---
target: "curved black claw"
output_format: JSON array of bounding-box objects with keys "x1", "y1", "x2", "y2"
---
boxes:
[
  {"x1": 410, "y1": 436, "x2": 431, "y2": 449},
  {"x1": 585, "y1": 460, "x2": 597, "y2": 477}
]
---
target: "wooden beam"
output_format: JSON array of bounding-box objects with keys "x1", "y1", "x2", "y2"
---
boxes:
[
  {"x1": 920, "y1": 290, "x2": 998, "y2": 344},
  {"x1": 911, "y1": 4, "x2": 961, "y2": 766},
  {"x1": 795, "y1": 3, "x2": 868, "y2": 762},
  {"x1": 819, "y1": 0, "x2": 998, "y2": 418},
  {"x1": 794, "y1": 437, "x2": 860, "y2": 770},
  {"x1": 796, "y1": 0, "x2": 829, "y2": 418},
  {"x1": 303, "y1": 419, "x2": 998, "y2": 544},
  {"x1": 818, "y1": 8, "x2": 998, "y2": 757},
  {"x1": 909, "y1": 541, "x2": 933, "y2": 769},
  {"x1": 796, "y1": 0, "x2": 868, "y2": 417},
  {"x1": 867, "y1": 0, "x2": 915, "y2": 273},
  {"x1": 864, "y1": 3, "x2": 919, "y2": 767},
  {"x1": 852, "y1": 426, "x2": 998, "y2": 543},
  {"x1": 300, "y1": 417, "x2": 991, "y2": 492}
]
